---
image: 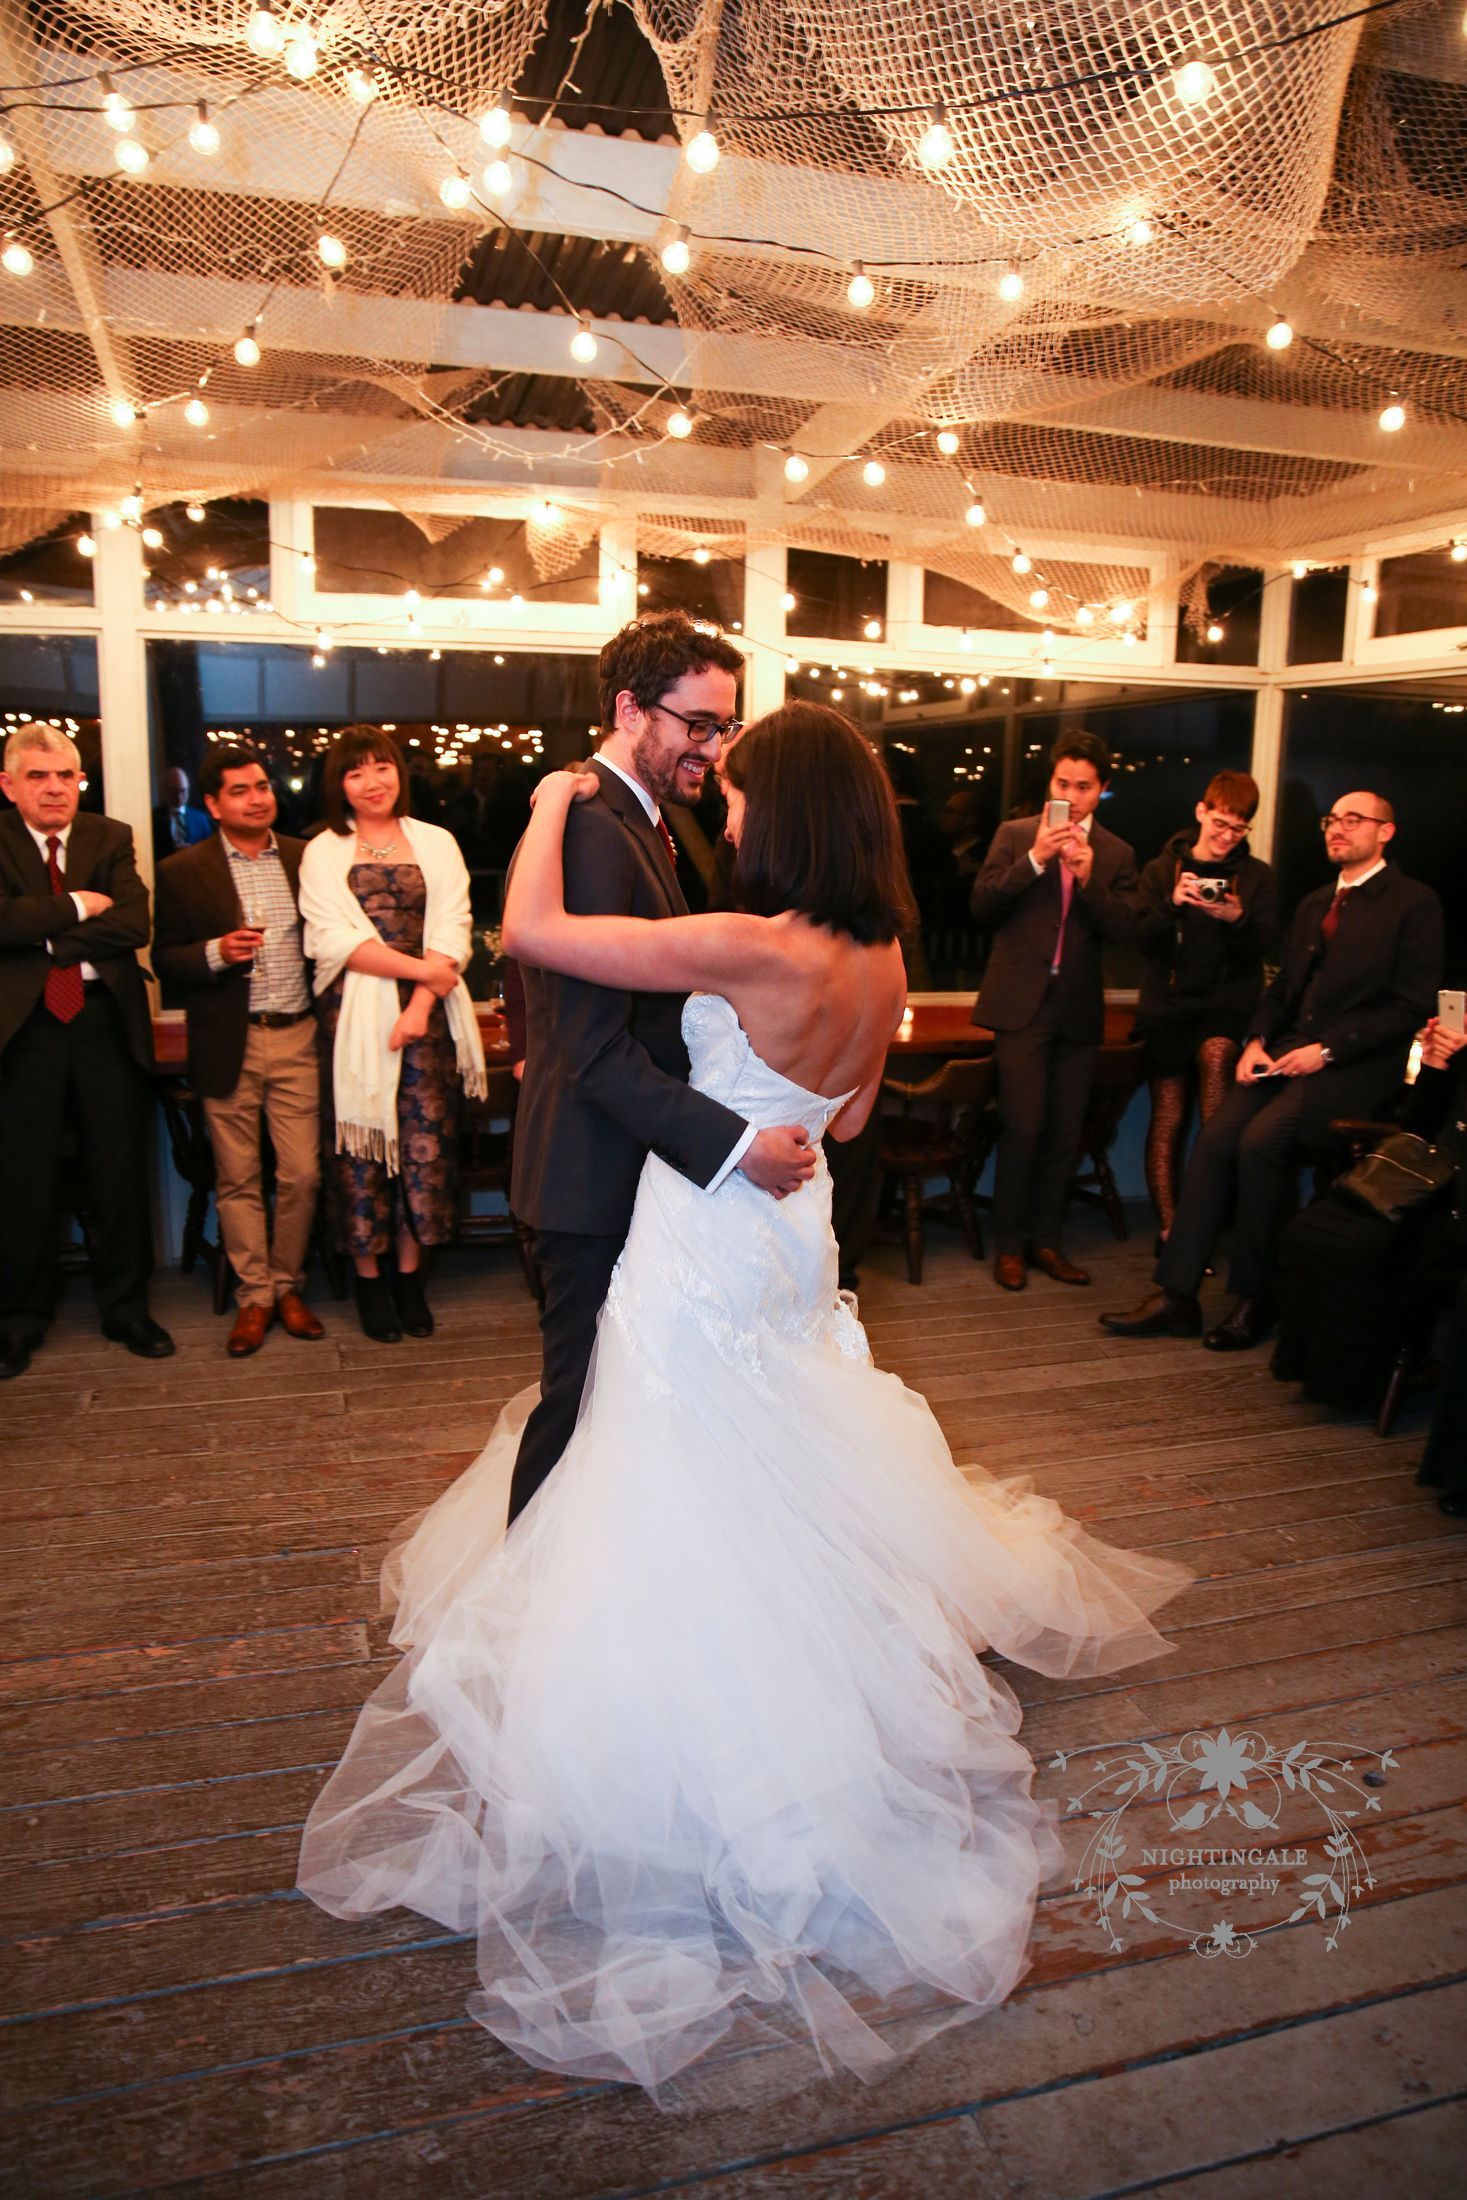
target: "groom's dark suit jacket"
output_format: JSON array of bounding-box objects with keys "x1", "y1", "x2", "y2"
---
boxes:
[{"x1": 510, "y1": 761, "x2": 748, "y2": 1237}]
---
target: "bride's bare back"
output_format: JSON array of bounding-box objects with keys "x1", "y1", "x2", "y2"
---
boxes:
[{"x1": 710, "y1": 912, "x2": 905, "y2": 1103}]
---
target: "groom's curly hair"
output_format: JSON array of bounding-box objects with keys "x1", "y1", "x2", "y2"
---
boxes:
[
  {"x1": 597, "y1": 610, "x2": 745, "y2": 727},
  {"x1": 724, "y1": 704, "x2": 916, "y2": 946}
]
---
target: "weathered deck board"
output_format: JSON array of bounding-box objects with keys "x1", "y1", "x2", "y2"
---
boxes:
[{"x1": 2, "y1": 1213, "x2": 1464, "y2": 2196}]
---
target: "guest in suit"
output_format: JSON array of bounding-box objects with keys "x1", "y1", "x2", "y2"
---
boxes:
[
  {"x1": 152, "y1": 743, "x2": 325, "y2": 1358},
  {"x1": 1102, "y1": 792, "x2": 1443, "y2": 1350},
  {"x1": 970, "y1": 731, "x2": 1140, "y2": 1291},
  {"x1": 151, "y1": 765, "x2": 213, "y2": 867},
  {"x1": 506, "y1": 611, "x2": 816, "y2": 1525},
  {"x1": 0, "y1": 721, "x2": 172, "y2": 1379}
]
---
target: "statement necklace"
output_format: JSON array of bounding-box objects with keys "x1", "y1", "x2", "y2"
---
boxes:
[{"x1": 357, "y1": 831, "x2": 403, "y2": 861}]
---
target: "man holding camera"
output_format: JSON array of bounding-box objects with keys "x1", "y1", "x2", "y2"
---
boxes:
[
  {"x1": 970, "y1": 731, "x2": 1140, "y2": 1290},
  {"x1": 1102, "y1": 792, "x2": 1443, "y2": 1350}
]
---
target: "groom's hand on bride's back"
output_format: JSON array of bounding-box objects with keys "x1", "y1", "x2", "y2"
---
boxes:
[{"x1": 740, "y1": 1125, "x2": 817, "y2": 1199}]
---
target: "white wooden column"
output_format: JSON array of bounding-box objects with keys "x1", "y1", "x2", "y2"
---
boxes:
[
  {"x1": 92, "y1": 519, "x2": 153, "y2": 895},
  {"x1": 1249, "y1": 570, "x2": 1293, "y2": 863},
  {"x1": 741, "y1": 540, "x2": 789, "y2": 720}
]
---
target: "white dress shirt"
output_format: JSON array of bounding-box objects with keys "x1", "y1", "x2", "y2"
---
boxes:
[{"x1": 25, "y1": 818, "x2": 99, "y2": 982}]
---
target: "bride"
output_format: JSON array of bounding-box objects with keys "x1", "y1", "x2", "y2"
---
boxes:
[{"x1": 297, "y1": 703, "x2": 1190, "y2": 2102}]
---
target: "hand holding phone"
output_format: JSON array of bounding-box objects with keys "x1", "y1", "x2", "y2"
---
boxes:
[{"x1": 1439, "y1": 989, "x2": 1466, "y2": 1038}]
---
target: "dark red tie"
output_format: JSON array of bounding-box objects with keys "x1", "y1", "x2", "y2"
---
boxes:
[
  {"x1": 1318, "y1": 889, "x2": 1345, "y2": 948},
  {"x1": 43, "y1": 835, "x2": 85, "y2": 1024},
  {"x1": 654, "y1": 815, "x2": 678, "y2": 873}
]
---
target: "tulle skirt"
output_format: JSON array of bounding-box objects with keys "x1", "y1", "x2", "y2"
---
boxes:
[{"x1": 297, "y1": 1299, "x2": 1190, "y2": 2102}]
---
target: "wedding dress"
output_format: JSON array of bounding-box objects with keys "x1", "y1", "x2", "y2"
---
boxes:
[{"x1": 297, "y1": 993, "x2": 1190, "y2": 2099}]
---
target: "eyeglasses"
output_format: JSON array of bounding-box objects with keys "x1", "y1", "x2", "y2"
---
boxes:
[
  {"x1": 651, "y1": 701, "x2": 744, "y2": 746},
  {"x1": 1320, "y1": 811, "x2": 1386, "y2": 831},
  {"x1": 1204, "y1": 814, "x2": 1251, "y2": 839}
]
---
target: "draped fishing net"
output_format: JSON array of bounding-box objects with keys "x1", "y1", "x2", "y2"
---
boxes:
[{"x1": 0, "y1": 0, "x2": 1464, "y2": 631}]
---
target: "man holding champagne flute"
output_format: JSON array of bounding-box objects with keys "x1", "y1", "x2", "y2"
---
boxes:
[{"x1": 153, "y1": 744, "x2": 325, "y2": 1356}]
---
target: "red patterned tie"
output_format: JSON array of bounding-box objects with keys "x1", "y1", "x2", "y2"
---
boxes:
[
  {"x1": 654, "y1": 815, "x2": 679, "y2": 873},
  {"x1": 1318, "y1": 889, "x2": 1345, "y2": 948},
  {"x1": 43, "y1": 835, "x2": 85, "y2": 1024}
]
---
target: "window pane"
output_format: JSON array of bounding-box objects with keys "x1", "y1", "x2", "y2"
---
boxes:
[
  {"x1": 0, "y1": 635, "x2": 103, "y2": 809},
  {"x1": 637, "y1": 550, "x2": 745, "y2": 630},
  {"x1": 785, "y1": 550, "x2": 887, "y2": 641},
  {"x1": 145, "y1": 499, "x2": 271, "y2": 613},
  {"x1": 1176, "y1": 565, "x2": 1262, "y2": 666},
  {"x1": 1287, "y1": 566, "x2": 1348, "y2": 665},
  {"x1": 0, "y1": 514, "x2": 96, "y2": 607},
  {"x1": 1374, "y1": 549, "x2": 1467, "y2": 639},
  {"x1": 312, "y1": 508, "x2": 598, "y2": 605}
]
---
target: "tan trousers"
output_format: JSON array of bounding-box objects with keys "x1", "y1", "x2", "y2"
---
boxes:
[{"x1": 202, "y1": 1019, "x2": 321, "y2": 1310}]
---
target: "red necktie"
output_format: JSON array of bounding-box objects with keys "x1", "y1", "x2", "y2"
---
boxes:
[
  {"x1": 1318, "y1": 889, "x2": 1345, "y2": 948},
  {"x1": 43, "y1": 835, "x2": 85, "y2": 1024},
  {"x1": 654, "y1": 815, "x2": 678, "y2": 873}
]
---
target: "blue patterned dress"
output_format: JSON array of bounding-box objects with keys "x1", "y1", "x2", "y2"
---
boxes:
[{"x1": 318, "y1": 863, "x2": 459, "y2": 1257}]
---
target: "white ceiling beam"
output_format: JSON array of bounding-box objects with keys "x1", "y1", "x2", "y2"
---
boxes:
[{"x1": 1015, "y1": 380, "x2": 1467, "y2": 473}]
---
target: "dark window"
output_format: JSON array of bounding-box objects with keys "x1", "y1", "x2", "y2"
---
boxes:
[
  {"x1": 312, "y1": 508, "x2": 598, "y2": 605},
  {"x1": 785, "y1": 550, "x2": 887, "y2": 641},
  {"x1": 637, "y1": 550, "x2": 745, "y2": 630},
  {"x1": 144, "y1": 499, "x2": 271, "y2": 613},
  {"x1": 1373, "y1": 548, "x2": 1467, "y2": 639},
  {"x1": 1287, "y1": 566, "x2": 1349, "y2": 665},
  {"x1": 1177, "y1": 565, "x2": 1263, "y2": 666},
  {"x1": 0, "y1": 635, "x2": 103, "y2": 809},
  {"x1": 0, "y1": 514, "x2": 96, "y2": 607},
  {"x1": 923, "y1": 570, "x2": 1033, "y2": 632}
]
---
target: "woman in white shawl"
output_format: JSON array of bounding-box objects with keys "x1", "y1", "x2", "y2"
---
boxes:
[{"x1": 300, "y1": 727, "x2": 485, "y2": 1342}]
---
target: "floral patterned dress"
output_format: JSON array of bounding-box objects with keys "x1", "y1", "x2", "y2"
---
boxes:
[{"x1": 318, "y1": 863, "x2": 459, "y2": 1257}]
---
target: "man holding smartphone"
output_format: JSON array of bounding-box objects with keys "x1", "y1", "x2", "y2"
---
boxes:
[
  {"x1": 970, "y1": 731, "x2": 1140, "y2": 1289},
  {"x1": 1103, "y1": 792, "x2": 1443, "y2": 1349}
]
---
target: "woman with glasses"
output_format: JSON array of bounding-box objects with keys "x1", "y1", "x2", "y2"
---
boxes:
[{"x1": 1132, "y1": 771, "x2": 1278, "y2": 1245}]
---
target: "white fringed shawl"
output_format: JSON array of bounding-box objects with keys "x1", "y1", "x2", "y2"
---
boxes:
[{"x1": 299, "y1": 817, "x2": 487, "y2": 1173}]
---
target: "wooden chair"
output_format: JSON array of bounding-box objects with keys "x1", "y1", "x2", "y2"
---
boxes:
[
  {"x1": 1069, "y1": 1040, "x2": 1147, "y2": 1240},
  {"x1": 878, "y1": 1054, "x2": 997, "y2": 1285},
  {"x1": 456, "y1": 1063, "x2": 543, "y2": 1305}
]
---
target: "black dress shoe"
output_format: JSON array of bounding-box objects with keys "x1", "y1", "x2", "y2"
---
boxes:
[
  {"x1": 354, "y1": 1275, "x2": 402, "y2": 1343},
  {"x1": 392, "y1": 1268, "x2": 434, "y2": 1339},
  {"x1": 101, "y1": 1316, "x2": 176, "y2": 1360},
  {"x1": 1437, "y1": 1491, "x2": 1467, "y2": 1518},
  {"x1": 0, "y1": 1336, "x2": 32, "y2": 1380},
  {"x1": 1099, "y1": 1289, "x2": 1201, "y2": 1338},
  {"x1": 1201, "y1": 1298, "x2": 1274, "y2": 1353}
]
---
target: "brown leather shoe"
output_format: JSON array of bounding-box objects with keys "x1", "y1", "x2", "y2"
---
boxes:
[
  {"x1": 1099, "y1": 1288, "x2": 1202, "y2": 1338},
  {"x1": 1033, "y1": 1246, "x2": 1091, "y2": 1286},
  {"x1": 994, "y1": 1253, "x2": 1027, "y2": 1292},
  {"x1": 227, "y1": 1303, "x2": 273, "y2": 1357},
  {"x1": 275, "y1": 1291, "x2": 325, "y2": 1340}
]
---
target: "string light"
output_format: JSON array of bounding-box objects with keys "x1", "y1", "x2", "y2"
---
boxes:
[
  {"x1": 997, "y1": 269, "x2": 1024, "y2": 303},
  {"x1": 141, "y1": 525, "x2": 164, "y2": 549},
  {"x1": 1127, "y1": 215, "x2": 1155, "y2": 245},
  {"x1": 246, "y1": 4, "x2": 283, "y2": 57},
  {"x1": 863, "y1": 618, "x2": 882, "y2": 640},
  {"x1": 781, "y1": 590, "x2": 796, "y2": 611},
  {"x1": 1265, "y1": 316, "x2": 1294, "y2": 350},
  {"x1": 120, "y1": 492, "x2": 143, "y2": 523},
  {"x1": 570, "y1": 321, "x2": 599, "y2": 364},
  {"x1": 189, "y1": 103, "x2": 220, "y2": 156},
  {"x1": 1206, "y1": 620, "x2": 1224, "y2": 642},
  {"x1": 666, "y1": 408, "x2": 693, "y2": 439},
  {"x1": 0, "y1": 134, "x2": 14, "y2": 175},
  {"x1": 1028, "y1": 587, "x2": 1050, "y2": 610},
  {"x1": 685, "y1": 124, "x2": 719, "y2": 174},
  {"x1": 482, "y1": 159, "x2": 515, "y2": 198},
  {"x1": 692, "y1": 546, "x2": 711, "y2": 565},
  {"x1": 234, "y1": 324, "x2": 261, "y2": 367},
  {"x1": 861, "y1": 457, "x2": 886, "y2": 486},
  {"x1": 2, "y1": 238, "x2": 34, "y2": 278},
  {"x1": 1011, "y1": 550, "x2": 1032, "y2": 575},
  {"x1": 935, "y1": 428, "x2": 960, "y2": 456},
  {"x1": 439, "y1": 173, "x2": 472, "y2": 210},
  {"x1": 346, "y1": 69, "x2": 377, "y2": 106},
  {"x1": 317, "y1": 232, "x2": 348, "y2": 270},
  {"x1": 101, "y1": 508, "x2": 122, "y2": 530},
  {"x1": 965, "y1": 499, "x2": 986, "y2": 527},
  {"x1": 1361, "y1": 580, "x2": 1378, "y2": 604},
  {"x1": 99, "y1": 76, "x2": 133, "y2": 133},
  {"x1": 109, "y1": 396, "x2": 139, "y2": 428},
  {"x1": 1110, "y1": 598, "x2": 1133, "y2": 620},
  {"x1": 1075, "y1": 606, "x2": 1094, "y2": 627},
  {"x1": 1378, "y1": 400, "x2": 1406, "y2": 432},
  {"x1": 784, "y1": 452, "x2": 809, "y2": 483},
  {"x1": 1451, "y1": 541, "x2": 1467, "y2": 563},
  {"x1": 1290, "y1": 559, "x2": 1309, "y2": 579},
  {"x1": 480, "y1": 102, "x2": 513, "y2": 148},
  {"x1": 660, "y1": 226, "x2": 691, "y2": 276},
  {"x1": 184, "y1": 395, "x2": 209, "y2": 426},
  {"x1": 185, "y1": 501, "x2": 206, "y2": 522},
  {"x1": 917, "y1": 105, "x2": 954, "y2": 170},
  {"x1": 846, "y1": 264, "x2": 875, "y2": 310},
  {"x1": 115, "y1": 137, "x2": 149, "y2": 176},
  {"x1": 283, "y1": 30, "x2": 319, "y2": 81},
  {"x1": 1172, "y1": 60, "x2": 1218, "y2": 106},
  {"x1": 317, "y1": 627, "x2": 334, "y2": 650}
]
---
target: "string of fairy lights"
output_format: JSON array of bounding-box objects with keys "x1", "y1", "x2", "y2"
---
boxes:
[{"x1": 0, "y1": 0, "x2": 1463, "y2": 675}]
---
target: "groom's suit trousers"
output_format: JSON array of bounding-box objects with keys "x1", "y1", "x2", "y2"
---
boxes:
[{"x1": 506, "y1": 1228, "x2": 625, "y2": 1525}]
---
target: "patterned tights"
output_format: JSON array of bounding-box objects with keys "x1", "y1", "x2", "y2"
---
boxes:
[{"x1": 1146, "y1": 1037, "x2": 1241, "y2": 1237}]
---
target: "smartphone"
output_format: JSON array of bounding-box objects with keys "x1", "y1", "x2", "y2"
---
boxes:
[
  {"x1": 1439, "y1": 989, "x2": 1467, "y2": 1036},
  {"x1": 1045, "y1": 798, "x2": 1071, "y2": 829}
]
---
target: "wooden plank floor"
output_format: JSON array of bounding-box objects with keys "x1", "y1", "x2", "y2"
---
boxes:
[{"x1": 3, "y1": 1212, "x2": 1465, "y2": 2198}]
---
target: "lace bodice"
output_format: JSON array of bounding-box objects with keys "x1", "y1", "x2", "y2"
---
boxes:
[{"x1": 680, "y1": 992, "x2": 857, "y2": 1139}]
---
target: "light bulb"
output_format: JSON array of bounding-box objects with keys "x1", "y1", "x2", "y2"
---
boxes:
[
  {"x1": 997, "y1": 269, "x2": 1024, "y2": 303},
  {"x1": 781, "y1": 590, "x2": 796, "y2": 612},
  {"x1": 234, "y1": 327, "x2": 261, "y2": 367},
  {"x1": 1110, "y1": 599, "x2": 1133, "y2": 621},
  {"x1": 685, "y1": 126, "x2": 719, "y2": 174},
  {"x1": 439, "y1": 173, "x2": 472, "y2": 210},
  {"x1": 1075, "y1": 606, "x2": 1094, "y2": 626},
  {"x1": 863, "y1": 618, "x2": 882, "y2": 640},
  {"x1": 101, "y1": 508, "x2": 122, "y2": 529},
  {"x1": 346, "y1": 69, "x2": 377, "y2": 106},
  {"x1": 1379, "y1": 401, "x2": 1406, "y2": 432},
  {"x1": 120, "y1": 492, "x2": 143, "y2": 522},
  {"x1": 100, "y1": 80, "x2": 133, "y2": 134},
  {"x1": 862, "y1": 457, "x2": 886, "y2": 487},
  {"x1": 311, "y1": 652, "x2": 326, "y2": 668},
  {"x1": 110, "y1": 396, "x2": 138, "y2": 428},
  {"x1": 1452, "y1": 542, "x2": 1467, "y2": 563},
  {"x1": 480, "y1": 103, "x2": 512, "y2": 148},
  {"x1": 1362, "y1": 581, "x2": 1378, "y2": 604},
  {"x1": 784, "y1": 452, "x2": 809, "y2": 483},
  {"x1": 660, "y1": 227, "x2": 691, "y2": 276},
  {"x1": 1028, "y1": 587, "x2": 1049, "y2": 610},
  {"x1": 1041, "y1": 659, "x2": 1055, "y2": 679},
  {"x1": 317, "y1": 627, "x2": 334, "y2": 649},
  {"x1": 482, "y1": 159, "x2": 514, "y2": 198},
  {"x1": 534, "y1": 500, "x2": 562, "y2": 525},
  {"x1": 965, "y1": 500, "x2": 986, "y2": 528},
  {"x1": 1127, "y1": 215, "x2": 1154, "y2": 246},
  {"x1": 283, "y1": 32, "x2": 319, "y2": 82},
  {"x1": 184, "y1": 395, "x2": 209, "y2": 426},
  {"x1": 692, "y1": 547, "x2": 711, "y2": 565},
  {"x1": 246, "y1": 5, "x2": 283, "y2": 56},
  {"x1": 1012, "y1": 550, "x2": 1032, "y2": 575},
  {"x1": 1122, "y1": 629, "x2": 1138, "y2": 647},
  {"x1": 0, "y1": 134, "x2": 14, "y2": 174},
  {"x1": 115, "y1": 137, "x2": 149, "y2": 175},
  {"x1": 189, "y1": 104, "x2": 220, "y2": 156},
  {"x1": 141, "y1": 525, "x2": 163, "y2": 548},
  {"x1": 77, "y1": 532, "x2": 96, "y2": 557},
  {"x1": 1290, "y1": 560, "x2": 1309, "y2": 580},
  {"x1": 488, "y1": 565, "x2": 504, "y2": 585},
  {"x1": 1173, "y1": 60, "x2": 1218, "y2": 107},
  {"x1": 570, "y1": 322, "x2": 599, "y2": 364},
  {"x1": 666, "y1": 408, "x2": 693, "y2": 439},
  {"x1": 2, "y1": 238, "x2": 34, "y2": 277},
  {"x1": 847, "y1": 266, "x2": 875, "y2": 310},
  {"x1": 185, "y1": 502, "x2": 205, "y2": 522},
  {"x1": 1206, "y1": 620, "x2": 1224, "y2": 642},
  {"x1": 317, "y1": 232, "x2": 348, "y2": 270},
  {"x1": 1265, "y1": 316, "x2": 1293, "y2": 350},
  {"x1": 935, "y1": 428, "x2": 960, "y2": 456},
  {"x1": 917, "y1": 109, "x2": 954, "y2": 170}
]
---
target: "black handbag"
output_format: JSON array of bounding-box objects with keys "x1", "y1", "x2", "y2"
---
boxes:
[{"x1": 1334, "y1": 1131, "x2": 1456, "y2": 1224}]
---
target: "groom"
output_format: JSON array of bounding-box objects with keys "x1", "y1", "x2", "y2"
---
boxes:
[{"x1": 506, "y1": 612, "x2": 817, "y2": 1521}]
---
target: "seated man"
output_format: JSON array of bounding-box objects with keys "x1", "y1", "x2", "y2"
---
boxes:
[
  {"x1": 0, "y1": 721, "x2": 172, "y2": 1378},
  {"x1": 1101, "y1": 792, "x2": 1443, "y2": 1351},
  {"x1": 152, "y1": 744, "x2": 324, "y2": 1358},
  {"x1": 151, "y1": 764, "x2": 212, "y2": 867}
]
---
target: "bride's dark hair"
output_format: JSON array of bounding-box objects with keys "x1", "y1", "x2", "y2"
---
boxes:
[{"x1": 722, "y1": 702, "x2": 916, "y2": 945}]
